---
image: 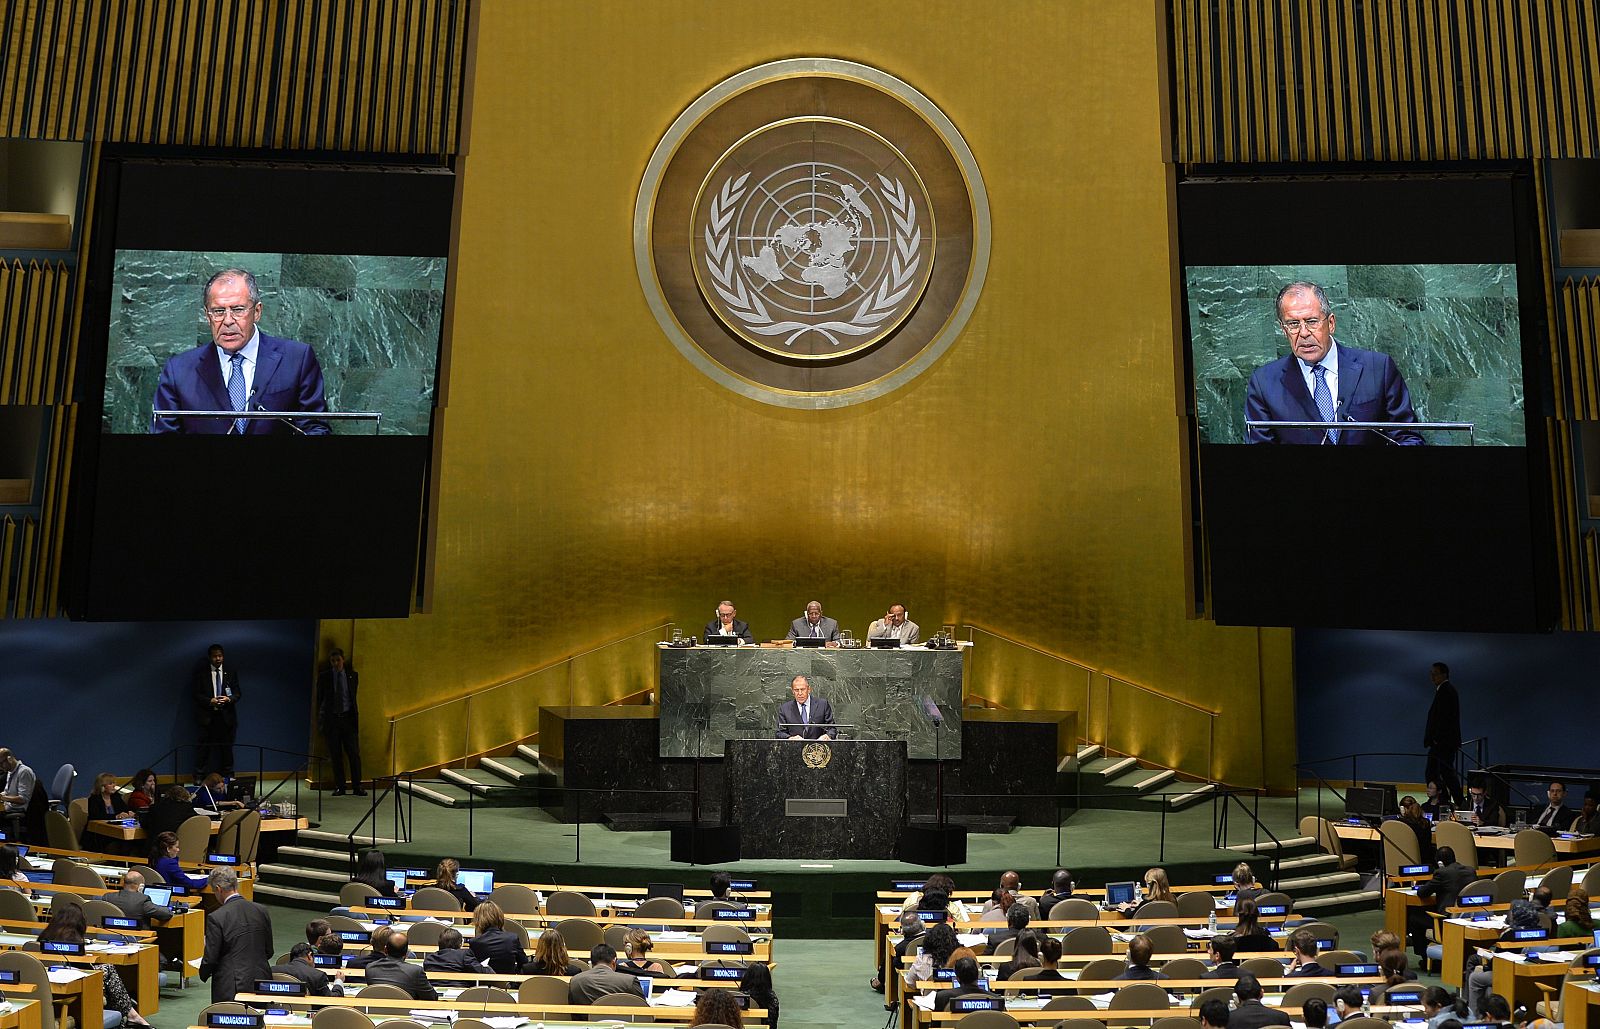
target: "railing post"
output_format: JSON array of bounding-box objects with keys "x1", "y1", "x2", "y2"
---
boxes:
[
  {"x1": 462, "y1": 697, "x2": 472, "y2": 770},
  {"x1": 1159, "y1": 797, "x2": 1167, "y2": 862}
]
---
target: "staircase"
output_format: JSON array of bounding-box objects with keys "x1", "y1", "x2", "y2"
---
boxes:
[
  {"x1": 393, "y1": 744, "x2": 543, "y2": 809},
  {"x1": 1221, "y1": 834, "x2": 1380, "y2": 917},
  {"x1": 256, "y1": 827, "x2": 398, "y2": 910},
  {"x1": 1076, "y1": 744, "x2": 1218, "y2": 811}
]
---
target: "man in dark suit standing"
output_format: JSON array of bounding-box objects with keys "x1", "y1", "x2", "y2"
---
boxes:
[
  {"x1": 1424, "y1": 662, "x2": 1463, "y2": 807},
  {"x1": 1410, "y1": 845, "x2": 1474, "y2": 959},
  {"x1": 1226, "y1": 973, "x2": 1292, "y2": 1029},
  {"x1": 151, "y1": 268, "x2": 330, "y2": 435},
  {"x1": 775, "y1": 675, "x2": 835, "y2": 740},
  {"x1": 194, "y1": 644, "x2": 241, "y2": 779},
  {"x1": 1243, "y1": 281, "x2": 1424, "y2": 446},
  {"x1": 703, "y1": 601, "x2": 754, "y2": 644},
  {"x1": 200, "y1": 868, "x2": 272, "y2": 1002},
  {"x1": 317, "y1": 649, "x2": 364, "y2": 797}
]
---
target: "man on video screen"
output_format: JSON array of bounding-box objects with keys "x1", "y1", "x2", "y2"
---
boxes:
[
  {"x1": 151, "y1": 268, "x2": 330, "y2": 435},
  {"x1": 1243, "y1": 281, "x2": 1423, "y2": 446}
]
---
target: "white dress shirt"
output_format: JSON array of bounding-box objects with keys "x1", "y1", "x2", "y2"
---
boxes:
[
  {"x1": 218, "y1": 329, "x2": 261, "y2": 401},
  {"x1": 1295, "y1": 340, "x2": 1340, "y2": 407}
]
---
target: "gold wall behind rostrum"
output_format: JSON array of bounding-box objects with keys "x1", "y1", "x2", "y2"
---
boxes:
[{"x1": 349, "y1": 0, "x2": 1297, "y2": 788}]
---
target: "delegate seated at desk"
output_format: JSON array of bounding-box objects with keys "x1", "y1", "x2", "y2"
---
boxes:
[
  {"x1": 787, "y1": 600, "x2": 840, "y2": 644},
  {"x1": 703, "y1": 600, "x2": 754, "y2": 645},
  {"x1": 776, "y1": 675, "x2": 834, "y2": 741}
]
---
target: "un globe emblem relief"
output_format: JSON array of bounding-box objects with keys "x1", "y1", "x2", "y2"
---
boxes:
[{"x1": 636, "y1": 60, "x2": 990, "y2": 408}]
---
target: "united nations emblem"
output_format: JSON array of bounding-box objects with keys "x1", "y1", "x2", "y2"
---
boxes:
[
  {"x1": 636, "y1": 59, "x2": 990, "y2": 408},
  {"x1": 801, "y1": 742, "x2": 832, "y2": 769}
]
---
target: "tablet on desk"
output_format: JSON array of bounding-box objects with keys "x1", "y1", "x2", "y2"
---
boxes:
[{"x1": 1104, "y1": 881, "x2": 1137, "y2": 906}]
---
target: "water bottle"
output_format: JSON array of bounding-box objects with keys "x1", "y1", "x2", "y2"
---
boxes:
[
  {"x1": 1208, "y1": 906, "x2": 1218, "y2": 933},
  {"x1": 1362, "y1": 991, "x2": 1371, "y2": 1017}
]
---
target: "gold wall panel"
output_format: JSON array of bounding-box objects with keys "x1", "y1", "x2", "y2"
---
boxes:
[
  {"x1": 1, "y1": 0, "x2": 467, "y2": 151},
  {"x1": 1173, "y1": 0, "x2": 1600, "y2": 162},
  {"x1": 349, "y1": 0, "x2": 1296, "y2": 788}
]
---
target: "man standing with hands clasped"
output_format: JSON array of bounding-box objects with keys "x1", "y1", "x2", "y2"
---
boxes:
[
  {"x1": 317, "y1": 649, "x2": 365, "y2": 797},
  {"x1": 1423, "y1": 662, "x2": 1462, "y2": 808},
  {"x1": 776, "y1": 675, "x2": 835, "y2": 741},
  {"x1": 194, "y1": 644, "x2": 241, "y2": 780}
]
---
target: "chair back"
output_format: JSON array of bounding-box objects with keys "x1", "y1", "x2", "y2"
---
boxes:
[
  {"x1": 1379, "y1": 819, "x2": 1426, "y2": 873},
  {"x1": 1299, "y1": 815, "x2": 1347, "y2": 860},
  {"x1": 1190, "y1": 986, "x2": 1233, "y2": 1012},
  {"x1": 176, "y1": 813, "x2": 212, "y2": 863},
  {"x1": 0, "y1": 888, "x2": 35, "y2": 920},
  {"x1": 1493, "y1": 868, "x2": 1527, "y2": 905},
  {"x1": 403, "y1": 920, "x2": 446, "y2": 947},
  {"x1": 1281, "y1": 981, "x2": 1334, "y2": 1008},
  {"x1": 456, "y1": 987, "x2": 515, "y2": 1005},
  {"x1": 81, "y1": 899, "x2": 127, "y2": 924},
  {"x1": 507, "y1": 917, "x2": 532, "y2": 950},
  {"x1": 408, "y1": 886, "x2": 462, "y2": 912},
  {"x1": 49, "y1": 764, "x2": 76, "y2": 807},
  {"x1": 1110, "y1": 982, "x2": 1170, "y2": 1010},
  {"x1": 1062, "y1": 925, "x2": 1113, "y2": 954},
  {"x1": 1057, "y1": 1020, "x2": 1111, "y2": 1029},
  {"x1": 340, "y1": 881, "x2": 382, "y2": 906},
  {"x1": 1514, "y1": 829, "x2": 1557, "y2": 867},
  {"x1": 1160, "y1": 957, "x2": 1208, "y2": 980},
  {"x1": 1240, "y1": 957, "x2": 1285, "y2": 979},
  {"x1": 1336, "y1": 1019, "x2": 1396, "y2": 1029},
  {"x1": 695, "y1": 899, "x2": 738, "y2": 918},
  {"x1": 311, "y1": 1008, "x2": 376, "y2": 1029},
  {"x1": 44, "y1": 810, "x2": 80, "y2": 852},
  {"x1": 59, "y1": 862, "x2": 106, "y2": 890},
  {"x1": 1318, "y1": 950, "x2": 1363, "y2": 970},
  {"x1": 633, "y1": 896, "x2": 686, "y2": 920},
  {"x1": 603, "y1": 923, "x2": 628, "y2": 952},
  {"x1": 701, "y1": 923, "x2": 751, "y2": 945},
  {"x1": 454, "y1": 1020, "x2": 494, "y2": 1029},
  {"x1": 554, "y1": 917, "x2": 602, "y2": 954},
  {"x1": 992, "y1": 936, "x2": 1017, "y2": 957},
  {"x1": 1049, "y1": 897, "x2": 1100, "y2": 921},
  {"x1": 545, "y1": 890, "x2": 596, "y2": 917},
  {"x1": 355, "y1": 984, "x2": 410, "y2": 1000},
  {"x1": 591, "y1": 992, "x2": 651, "y2": 1023},
  {"x1": 215, "y1": 809, "x2": 249, "y2": 857},
  {"x1": 1540, "y1": 863, "x2": 1574, "y2": 901},
  {"x1": 1076, "y1": 957, "x2": 1126, "y2": 993},
  {"x1": 67, "y1": 798, "x2": 88, "y2": 840},
  {"x1": 1175, "y1": 892, "x2": 1215, "y2": 918},
  {"x1": 1042, "y1": 996, "x2": 1096, "y2": 1011},
  {"x1": 1582, "y1": 863, "x2": 1600, "y2": 897},
  {"x1": 517, "y1": 975, "x2": 569, "y2": 1006},
  {"x1": 236, "y1": 809, "x2": 262, "y2": 864},
  {"x1": 1132, "y1": 899, "x2": 1178, "y2": 921},
  {"x1": 1254, "y1": 890, "x2": 1293, "y2": 914},
  {"x1": 1151, "y1": 1018, "x2": 1201, "y2": 1029},
  {"x1": 324, "y1": 914, "x2": 367, "y2": 933},
  {"x1": 952, "y1": 1013, "x2": 1019, "y2": 1029},
  {"x1": 1008, "y1": 966, "x2": 1047, "y2": 981},
  {"x1": 130, "y1": 864, "x2": 164, "y2": 885},
  {"x1": 486, "y1": 884, "x2": 541, "y2": 914},
  {"x1": 0, "y1": 950, "x2": 57, "y2": 1029},
  {"x1": 1296, "y1": 921, "x2": 1339, "y2": 947},
  {"x1": 1433, "y1": 819, "x2": 1478, "y2": 869},
  {"x1": 48, "y1": 890, "x2": 84, "y2": 915},
  {"x1": 1143, "y1": 924, "x2": 1187, "y2": 955}
]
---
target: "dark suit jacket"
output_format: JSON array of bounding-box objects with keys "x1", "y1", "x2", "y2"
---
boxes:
[
  {"x1": 933, "y1": 985, "x2": 1004, "y2": 1012},
  {"x1": 1228, "y1": 998, "x2": 1293, "y2": 1029},
  {"x1": 1287, "y1": 961, "x2": 1328, "y2": 977},
  {"x1": 362, "y1": 955, "x2": 438, "y2": 1000},
  {"x1": 787, "y1": 615, "x2": 841, "y2": 641},
  {"x1": 200, "y1": 894, "x2": 274, "y2": 1002},
  {"x1": 776, "y1": 697, "x2": 835, "y2": 739},
  {"x1": 87, "y1": 794, "x2": 129, "y2": 820},
  {"x1": 1533, "y1": 805, "x2": 1579, "y2": 831},
  {"x1": 422, "y1": 947, "x2": 482, "y2": 987},
  {"x1": 468, "y1": 927, "x2": 526, "y2": 974},
  {"x1": 152, "y1": 333, "x2": 330, "y2": 435},
  {"x1": 1424, "y1": 681, "x2": 1461, "y2": 750},
  {"x1": 316, "y1": 666, "x2": 360, "y2": 725},
  {"x1": 703, "y1": 618, "x2": 754, "y2": 644},
  {"x1": 1418, "y1": 861, "x2": 1475, "y2": 911},
  {"x1": 1114, "y1": 964, "x2": 1169, "y2": 980},
  {"x1": 1202, "y1": 960, "x2": 1242, "y2": 980},
  {"x1": 1244, "y1": 344, "x2": 1423, "y2": 445},
  {"x1": 270, "y1": 959, "x2": 338, "y2": 996},
  {"x1": 101, "y1": 888, "x2": 174, "y2": 923},
  {"x1": 568, "y1": 963, "x2": 645, "y2": 1004},
  {"x1": 193, "y1": 665, "x2": 242, "y2": 729},
  {"x1": 142, "y1": 795, "x2": 199, "y2": 840}
]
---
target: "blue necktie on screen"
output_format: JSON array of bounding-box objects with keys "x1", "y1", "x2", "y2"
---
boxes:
[
  {"x1": 1312, "y1": 363, "x2": 1338, "y2": 443},
  {"x1": 228, "y1": 352, "x2": 247, "y2": 434},
  {"x1": 802, "y1": 703, "x2": 808, "y2": 725}
]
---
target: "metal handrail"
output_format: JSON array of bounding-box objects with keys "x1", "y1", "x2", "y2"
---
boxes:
[
  {"x1": 137, "y1": 742, "x2": 324, "y2": 823},
  {"x1": 1212, "y1": 789, "x2": 1284, "y2": 889}
]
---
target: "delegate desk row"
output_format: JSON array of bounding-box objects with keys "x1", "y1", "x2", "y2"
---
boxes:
[
  {"x1": 0, "y1": 921, "x2": 159, "y2": 1015},
  {"x1": 1333, "y1": 820, "x2": 1600, "y2": 862},
  {"x1": 85, "y1": 815, "x2": 307, "y2": 844},
  {"x1": 224, "y1": 984, "x2": 771, "y2": 1026},
  {"x1": 367, "y1": 873, "x2": 772, "y2": 919}
]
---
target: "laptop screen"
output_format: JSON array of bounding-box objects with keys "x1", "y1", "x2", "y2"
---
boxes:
[
  {"x1": 144, "y1": 886, "x2": 173, "y2": 907},
  {"x1": 456, "y1": 869, "x2": 494, "y2": 896},
  {"x1": 385, "y1": 870, "x2": 409, "y2": 891},
  {"x1": 1105, "y1": 881, "x2": 1137, "y2": 906},
  {"x1": 646, "y1": 882, "x2": 685, "y2": 902}
]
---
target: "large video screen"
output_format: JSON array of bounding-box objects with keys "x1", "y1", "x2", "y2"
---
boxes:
[
  {"x1": 66, "y1": 154, "x2": 455, "y2": 620},
  {"x1": 1179, "y1": 169, "x2": 1553, "y2": 632},
  {"x1": 103, "y1": 250, "x2": 444, "y2": 436}
]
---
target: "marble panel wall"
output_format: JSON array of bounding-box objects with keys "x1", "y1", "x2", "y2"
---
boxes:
[
  {"x1": 1187, "y1": 264, "x2": 1523, "y2": 446},
  {"x1": 724, "y1": 739, "x2": 907, "y2": 859},
  {"x1": 657, "y1": 646, "x2": 964, "y2": 759},
  {"x1": 102, "y1": 250, "x2": 445, "y2": 434}
]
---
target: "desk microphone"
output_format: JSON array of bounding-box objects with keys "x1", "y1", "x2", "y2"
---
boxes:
[
  {"x1": 226, "y1": 389, "x2": 256, "y2": 435},
  {"x1": 256, "y1": 401, "x2": 307, "y2": 435},
  {"x1": 920, "y1": 696, "x2": 943, "y2": 727}
]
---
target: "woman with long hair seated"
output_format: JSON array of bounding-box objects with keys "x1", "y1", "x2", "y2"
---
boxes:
[
  {"x1": 86, "y1": 773, "x2": 129, "y2": 821},
  {"x1": 431, "y1": 857, "x2": 480, "y2": 911},
  {"x1": 350, "y1": 848, "x2": 396, "y2": 898},
  {"x1": 126, "y1": 770, "x2": 158, "y2": 812},
  {"x1": 1558, "y1": 887, "x2": 1595, "y2": 938},
  {"x1": 903, "y1": 921, "x2": 959, "y2": 987},
  {"x1": 148, "y1": 831, "x2": 208, "y2": 893},
  {"x1": 1230, "y1": 898, "x2": 1280, "y2": 951},
  {"x1": 39, "y1": 903, "x2": 151, "y2": 1026},
  {"x1": 468, "y1": 899, "x2": 526, "y2": 973},
  {"x1": 522, "y1": 928, "x2": 582, "y2": 976},
  {"x1": 687, "y1": 987, "x2": 744, "y2": 1028},
  {"x1": 739, "y1": 963, "x2": 779, "y2": 1029}
]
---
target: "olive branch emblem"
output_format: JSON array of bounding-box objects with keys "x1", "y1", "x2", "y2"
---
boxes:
[{"x1": 702, "y1": 171, "x2": 923, "y2": 348}]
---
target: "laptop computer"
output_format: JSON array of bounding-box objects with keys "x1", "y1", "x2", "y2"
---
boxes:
[
  {"x1": 646, "y1": 882, "x2": 685, "y2": 903},
  {"x1": 1104, "y1": 881, "x2": 1137, "y2": 906},
  {"x1": 703, "y1": 634, "x2": 740, "y2": 646},
  {"x1": 793, "y1": 635, "x2": 827, "y2": 647},
  {"x1": 226, "y1": 776, "x2": 257, "y2": 802},
  {"x1": 385, "y1": 870, "x2": 410, "y2": 893},
  {"x1": 456, "y1": 868, "x2": 494, "y2": 896},
  {"x1": 868, "y1": 637, "x2": 901, "y2": 648},
  {"x1": 144, "y1": 886, "x2": 173, "y2": 907}
]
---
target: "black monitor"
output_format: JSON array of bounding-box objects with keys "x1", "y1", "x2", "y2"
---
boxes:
[{"x1": 1345, "y1": 785, "x2": 1394, "y2": 820}]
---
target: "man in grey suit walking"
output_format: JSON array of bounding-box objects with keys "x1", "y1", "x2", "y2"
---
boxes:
[
  {"x1": 787, "y1": 600, "x2": 840, "y2": 643},
  {"x1": 200, "y1": 867, "x2": 273, "y2": 1001}
]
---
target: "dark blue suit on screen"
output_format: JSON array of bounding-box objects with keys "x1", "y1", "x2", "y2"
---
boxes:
[
  {"x1": 1243, "y1": 343, "x2": 1424, "y2": 445},
  {"x1": 151, "y1": 333, "x2": 330, "y2": 435}
]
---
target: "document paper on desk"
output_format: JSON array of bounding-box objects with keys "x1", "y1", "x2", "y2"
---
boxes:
[
  {"x1": 651, "y1": 988, "x2": 698, "y2": 1007},
  {"x1": 46, "y1": 968, "x2": 91, "y2": 983}
]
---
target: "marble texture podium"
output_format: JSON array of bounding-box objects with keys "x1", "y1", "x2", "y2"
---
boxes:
[
  {"x1": 724, "y1": 738, "x2": 906, "y2": 859},
  {"x1": 659, "y1": 645, "x2": 965, "y2": 759}
]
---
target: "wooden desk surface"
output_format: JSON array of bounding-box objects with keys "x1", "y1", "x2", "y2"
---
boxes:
[
  {"x1": 0, "y1": 999, "x2": 40, "y2": 1029},
  {"x1": 86, "y1": 816, "x2": 306, "y2": 841},
  {"x1": 1492, "y1": 953, "x2": 1572, "y2": 1010},
  {"x1": 1334, "y1": 821, "x2": 1600, "y2": 855},
  {"x1": 1564, "y1": 978, "x2": 1600, "y2": 1029},
  {"x1": 233, "y1": 991, "x2": 768, "y2": 1024}
]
